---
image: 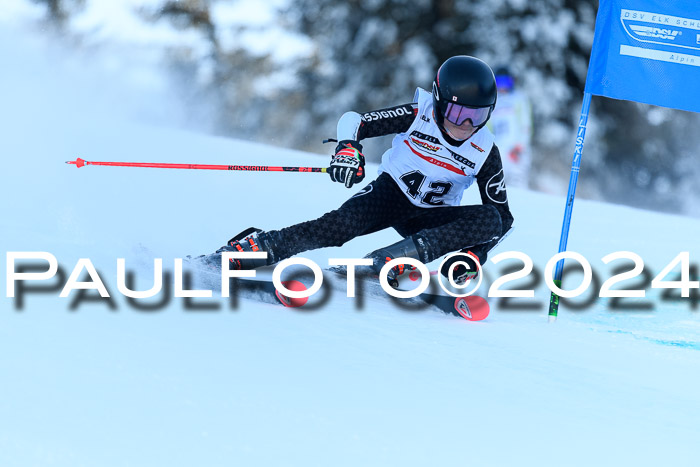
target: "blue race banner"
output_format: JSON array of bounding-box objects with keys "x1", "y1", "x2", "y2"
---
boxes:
[{"x1": 585, "y1": 0, "x2": 700, "y2": 113}]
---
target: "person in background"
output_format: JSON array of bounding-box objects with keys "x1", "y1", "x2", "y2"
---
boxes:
[{"x1": 488, "y1": 66, "x2": 533, "y2": 189}]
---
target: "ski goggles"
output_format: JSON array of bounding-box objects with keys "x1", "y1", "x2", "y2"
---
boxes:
[{"x1": 443, "y1": 102, "x2": 492, "y2": 127}]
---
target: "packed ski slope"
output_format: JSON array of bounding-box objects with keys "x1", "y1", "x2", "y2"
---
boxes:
[{"x1": 2, "y1": 23, "x2": 700, "y2": 467}]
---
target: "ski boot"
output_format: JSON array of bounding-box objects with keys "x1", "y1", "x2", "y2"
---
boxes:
[
  {"x1": 440, "y1": 250, "x2": 482, "y2": 286},
  {"x1": 216, "y1": 227, "x2": 279, "y2": 270},
  {"x1": 364, "y1": 236, "x2": 430, "y2": 288}
]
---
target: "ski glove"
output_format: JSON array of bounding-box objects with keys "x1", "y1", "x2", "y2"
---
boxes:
[{"x1": 329, "y1": 140, "x2": 365, "y2": 188}]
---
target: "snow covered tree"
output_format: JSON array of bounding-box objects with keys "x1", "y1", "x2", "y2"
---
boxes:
[{"x1": 31, "y1": 0, "x2": 84, "y2": 28}]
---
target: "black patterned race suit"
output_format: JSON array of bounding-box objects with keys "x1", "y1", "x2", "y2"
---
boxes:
[{"x1": 266, "y1": 103, "x2": 514, "y2": 264}]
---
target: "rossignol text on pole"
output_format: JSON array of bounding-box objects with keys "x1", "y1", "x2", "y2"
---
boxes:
[{"x1": 66, "y1": 158, "x2": 328, "y2": 173}]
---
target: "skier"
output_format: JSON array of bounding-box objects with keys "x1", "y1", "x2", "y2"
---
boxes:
[{"x1": 217, "y1": 55, "x2": 514, "y2": 285}]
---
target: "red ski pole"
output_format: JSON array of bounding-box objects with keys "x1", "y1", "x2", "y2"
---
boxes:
[{"x1": 66, "y1": 157, "x2": 328, "y2": 173}]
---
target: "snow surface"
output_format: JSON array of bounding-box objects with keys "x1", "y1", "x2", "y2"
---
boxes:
[{"x1": 2, "y1": 17, "x2": 700, "y2": 467}]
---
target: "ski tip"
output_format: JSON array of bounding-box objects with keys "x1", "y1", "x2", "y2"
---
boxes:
[
  {"x1": 275, "y1": 280, "x2": 309, "y2": 308},
  {"x1": 454, "y1": 295, "x2": 490, "y2": 321}
]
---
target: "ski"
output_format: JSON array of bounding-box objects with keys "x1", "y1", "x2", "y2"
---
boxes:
[
  {"x1": 325, "y1": 266, "x2": 489, "y2": 321},
  {"x1": 184, "y1": 253, "x2": 310, "y2": 308},
  {"x1": 185, "y1": 253, "x2": 489, "y2": 320}
]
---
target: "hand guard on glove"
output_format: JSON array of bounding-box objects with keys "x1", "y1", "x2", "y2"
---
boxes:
[{"x1": 329, "y1": 140, "x2": 365, "y2": 188}]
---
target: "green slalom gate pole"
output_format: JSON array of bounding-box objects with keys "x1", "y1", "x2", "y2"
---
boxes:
[{"x1": 549, "y1": 92, "x2": 593, "y2": 322}]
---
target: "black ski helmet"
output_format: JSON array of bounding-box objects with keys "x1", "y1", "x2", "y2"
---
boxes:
[{"x1": 432, "y1": 56, "x2": 497, "y2": 131}]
